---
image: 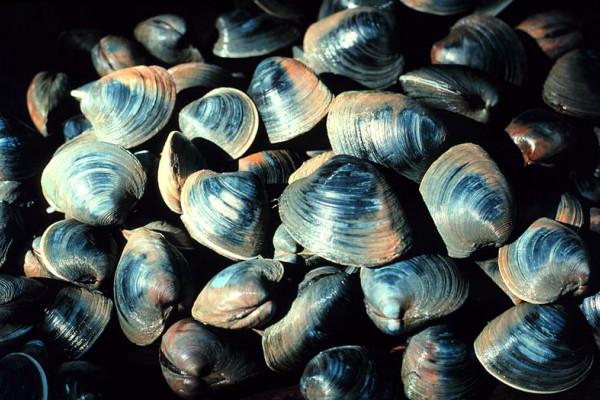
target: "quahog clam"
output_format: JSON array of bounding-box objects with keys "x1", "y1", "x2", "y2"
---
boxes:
[
  {"x1": 167, "y1": 62, "x2": 234, "y2": 93},
  {"x1": 0, "y1": 115, "x2": 45, "y2": 181},
  {"x1": 399, "y1": 0, "x2": 477, "y2": 15},
  {"x1": 27, "y1": 71, "x2": 70, "y2": 137},
  {"x1": 90, "y1": 35, "x2": 147, "y2": 77},
  {"x1": 318, "y1": 0, "x2": 396, "y2": 19},
  {"x1": 0, "y1": 275, "x2": 46, "y2": 323},
  {"x1": 238, "y1": 150, "x2": 302, "y2": 185},
  {"x1": 0, "y1": 352, "x2": 48, "y2": 400}
]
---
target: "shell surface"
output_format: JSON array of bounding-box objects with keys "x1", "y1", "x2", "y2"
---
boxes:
[
  {"x1": 238, "y1": 150, "x2": 302, "y2": 185},
  {"x1": 0, "y1": 117, "x2": 44, "y2": 180},
  {"x1": 318, "y1": 0, "x2": 396, "y2": 19},
  {"x1": 0, "y1": 352, "x2": 48, "y2": 400},
  {"x1": 91, "y1": 35, "x2": 146, "y2": 76},
  {"x1": 27, "y1": 71, "x2": 70, "y2": 137},
  {"x1": 400, "y1": 0, "x2": 477, "y2": 15},
  {"x1": 167, "y1": 63, "x2": 233, "y2": 93}
]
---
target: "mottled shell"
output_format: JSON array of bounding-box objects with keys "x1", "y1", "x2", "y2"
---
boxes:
[
  {"x1": 114, "y1": 228, "x2": 192, "y2": 346},
  {"x1": 300, "y1": 345, "x2": 401, "y2": 400},
  {"x1": 287, "y1": 150, "x2": 335, "y2": 184},
  {"x1": 431, "y1": 15, "x2": 528, "y2": 87},
  {"x1": 327, "y1": 91, "x2": 448, "y2": 182},
  {"x1": 419, "y1": 143, "x2": 514, "y2": 258},
  {"x1": 400, "y1": 0, "x2": 477, "y2": 15},
  {"x1": 238, "y1": 150, "x2": 302, "y2": 185},
  {"x1": 41, "y1": 140, "x2": 146, "y2": 226},
  {"x1": 247, "y1": 57, "x2": 333, "y2": 144},
  {"x1": 318, "y1": 0, "x2": 396, "y2": 19},
  {"x1": 399, "y1": 65, "x2": 501, "y2": 123},
  {"x1": 498, "y1": 217, "x2": 590, "y2": 304},
  {"x1": 402, "y1": 325, "x2": 479, "y2": 400},
  {"x1": 279, "y1": 154, "x2": 412, "y2": 267},
  {"x1": 80, "y1": 65, "x2": 176, "y2": 148},
  {"x1": 180, "y1": 170, "x2": 269, "y2": 260},
  {"x1": 158, "y1": 131, "x2": 207, "y2": 214},
  {"x1": 474, "y1": 303, "x2": 594, "y2": 394},
  {"x1": 179, "y1": 87, "x2": 259, "y2": 159},
  {"x1": 543, "y1": 49, "x2": 600, "y2": 120},
  {"x1": 213, "y1": 8, "x2": 300, "y2": 58},
  {"x1": 38, "y1": 286, "x2": 112, "y2": 359},
  {"x1": 133, "y1": 14, "x2": 203, "y2": 65},
  {"x1": 192, "y1": 259, "x2": 284, "y2": 329},
  {"x1": 555, "y1": 192, "x2": 584, "y2": 229},
  {"x1": 360, "y1": 255, "x2": 469, "y2": 335},
  {"x1": 303, "y1": 7, "x2": 404, "y2": 89},
  {"x1": 0, "y1": 352, "x2": 48, "y2": 400},
  {"x1": 27, "y1": 71, "x2": 70, "y2": 137},
  {"x1": 91, "y1": 35, "x2": 146, "y2": 77},
  {"x1": 167, "y1": 63, "x2": 233, "y2": 93}
]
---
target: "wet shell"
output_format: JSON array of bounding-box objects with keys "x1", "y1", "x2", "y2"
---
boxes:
[
  {"x1": 61, "y1": 114, "x2": 91, "y2": 142},
  {"x1": 167, "y1": 63, "x2": 234, "y2": 93},
  {"x1": 473, "y1": 0, "x2": 514, "y2": 16},
  {"x1": 123, "y1": 220, "x2": 196, "y2": 251},
  {"x1": 247, "y1": 57, "x2": 333, "y2": 144},
  {"x1": 0, "y1": 352, "x2": 48, "y2": 400},
  {"x1": 192, "y1": 258, "x2": 284, "y2": 329},
  {"x1": 399, "y1": 0, "x2": 477, "y2": 15},
  {"x1": 0, "y1": 275, "x2": 46, "y2": 323},
  {"x1": 133, "y1": 14, "x2": 203, "y2": 65},
  {"x1": 554, "y1": 192, "x2": 584, "y2": 229},
  {"x1": 213, "y1": 8, "x2": 300, "y2": 58},
  {"x1": 114, "y1": 228, "x2": 193, "y2": 346},
  {"x1": 80, "y1": 65, "x2": 176, "y2": 148},
  {"x1": 0, "y1": 116, "x2": 44, "y2": 180},
  {"x1": 272, "y1": 223, "x2": 324, "y2": 266},
  {"x1": 474, "y1": 303, "x2": 594, "y2": 394},
  {"x1": 318, "y1": 0, "x2": 396, "y2": 19},
  {"x1": 0, "y1": 323, "x2": 33, "y2": 353},
  {"x1": 419, "y1": 143, "x2": 514, "y2": 258},
  {"x1": 158, "y1": 131, "x2": 207, "y2": 214},
  {"x1": 505, "y1": 108, "x2": 574, "y2": 167},
  {"x1": 238, "y1": 150, "x2": 302, "y2": 185},
  {"x1": 279, "y1": 154, "x2": 412, "y2": 267},
  {"x1": 180, "y1": 170, "x2": 269, "y2": 260},
  {"x1": 402, "y1": 325, "x2": 479, "y2": 400},
  {"x1": 431, "y1": 15, "x2": 528, "y2": 87},
  {"x1": 360, "y1": 254, "x2": 469, "y2": 336},
  {"x1": 179, "y1": 87, "x2": 259, "y2": 159},
  {"x1": 399, "y1": 65, "x2": 501, "y2": 123},
  {"x1": 38, "y1": 286, "x2": 112, "y2": 359},
  {"x1": 41, "y1": 140, "x2": 146, "y2": 226},
  {"x1": 542, "y1": 49, "x2": 600, "y2": 120},
  {"x1": 327, "y1": 90, "x2": 448, "y2": 182},
  {"x1": 0, "y1": 201, "x2": 23, "y2": 268},
  {"x1": 27, "y1": 71, "x2": 70, "y2": 137},
  {"x1": 52, "y1": 361, "x2": 117, "y2": 400},
  {"x1": 303, "y1": 7, "x2": 404, "y2": 89},
  {"x1": 91, "y1": 35, "x2": 146, "y2": 77},
  {"x1": 262, "y1": 266, "x2": 357, "y2": 374},
  {"x1": 300, "y1": 345, "x2": 401, "y2": 400},
  {"x1": 498, "y1": 217, "x2": 590, "y2": 304},
  {"x1": 254, "y1": 0, "x2": 315, "y2": 20},
  {"x1": 287, "y1": 150, "x2": 335, "y2": 184}
]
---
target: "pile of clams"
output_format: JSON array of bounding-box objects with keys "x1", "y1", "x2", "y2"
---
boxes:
[{"x1": 2, "y1": 0, "x2": 600, "y2": 398}]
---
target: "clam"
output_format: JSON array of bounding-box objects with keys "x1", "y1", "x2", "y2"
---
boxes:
[
  {"x1": 505, "y1": 108, "x2": 574, "y2": 167},
  {"x1": 167, "y1": 62, "x2": 234, "y2": 93},
  {"x1": 80, "y1": 65, "x2": 176, "y2": 148},
  {"x1": 238, "y1": 150, "x2": 302, "y2": 185},
  {"x1": 114, "y1": 228, "x2": 193, "y2": 346},
  {"x1": 133, "y1": 14, "x2": 203, "y2": 65},
  {"x1": 0, "y1": 275, "x2": 46, "y2": 323},
  {"x1": 431, "y1": 15, "x2": 528, "y2": 87},
  {"x1": 192, "y1": 258, "x2": 284, "y2": 329},
  {"x1": 272, "y1": 223, "x2": 324, "y2": 266},
  {"x1": 254, "y1": 0, "x2": 315, "y2": 20},
  {"x1": 318, "y1": 0, "x2": 396, "y2": 19},
  {"x1": 0, "y1": 324, "x2": 34, "y2": 353},
  {"x1": 474, "y1": 302, "x2": 594, "y2": 393},
  {"x1": 554, "y1": 191, "x2": 584, "y2": 229},
  {"x1": 27, "y1": 71, "x2": 70, "y2": 137},
  {"x1": 157, "y1": 131, "x2": 207, "y2": 214},
  {"x1": 300, "y1": 345, "x2": 401, "y2": 400},
  {"x1": 399, "y1": 0, "x2": 477, "y2": 15},
  {"x1": 360, "y1": 254, "x2": 469, "y2": 336},
  {"x1": 262, "y1": 266, "x2": 358, "y2": 374},
  {"x1": 419, "y1": 143, "x2": 514, "y2": 258},
  {"x1": 287, "y1": 150, "x2": 335, "y2": 184},
  {"x1": 122, "y1": 220, "x2": 196, "y2": 251},
  {"x1": 543, "y1": 49, "x2": 600, "y2": 120},
  {"x1": 0, "y1": 201, "x2": 23, "y2": 268},
  {"x1": 303, "y1": 7, "x2": 404, "y2": 89},
  {"x1": 179, "y1": 87, "x2": 259, "y2": 158},
  {"x1": 473, "y1": 0, "x2": 515, "y2": 16},
  {"x1": 213, "y1": 8, "x2": 300, "y2": 58},
  {"x1": 38, "y1": 286, "x2": 112, "y2": 359},
  {"x1": 41, "y1": 140, "x2": 146, "y2": 226},
  {"x1": 160, "y1": 318, "x2": 265, "y2": 398},
  {"x1": 498, "y1": 217, "x2": 590, "y2": 304},
  {"x1": 52, "y1": 361, "x2": 117, "y2": 400},
  {"x1": 402, "y1": 325, "x2": 479, "y2": 400},
  {"x1": 0, "y1": 180, "x2": 25, "y2": 205},
  {"x1": 279, "y1": 154, "x2": 412, "y2": 267},
  {"x1": 180, "y1": 170, "x2": 269, "y2": 260},
  {"x1": 0, "y1": 352, "x2": 48, "y2": 400},
  {"x1": 61, "y1": 114, "x2": 91, "y2": 142},
  {"x1": 0, "y1": 116, "x2": 44, "y2": 181},
  {"x1": 580, "y1": 290, "x2": 600, "y2": 345},
  {"x1": 399, "y1": 65, "x2": 501, "y2": 123},
  {"x1": 247, "y1": 57, "x2": 333, "y2": 144},
  {"x1": 91, "y1": 35, "x2": 146, "y2": 77},
  {"x1": 327, "y1": 90, "x2": 448, "y2": 182}
]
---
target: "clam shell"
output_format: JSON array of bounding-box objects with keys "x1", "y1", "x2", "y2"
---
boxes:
[
  {"x1": 400, "y1": 0, "x2": 477, "y2": 15},
  {"x1": 167, "y1": 63, "x2": 233, "y2": 93},
  {"x1": 213, "y1": 8, "x2": 300, "y2": 58},
  {"x1": 52, "y1": 361, "x2": 117, "y2": 400},
  {"x1": 91, "y1": 35, "x2": 146, "y2": 76},
  {"x1": 0, "y1": 202, "x2": 23, "y2": 268},
  {"x1": 554, "y1": 192, "x2": 584, "y2": 229},
  {"x1": 475, "y1": 257, "x2": 522, "y2": 304},
  {"x1": 279, "y1": 154, "x2": 412, "y2": 267},
  {"x1": 419, "y1": 143, "x2": 514, "y2": 258},
  {"x1": 399, "y1": 65, "x2": 501, "y2": 123},
  {"x1": 247, "y1": 57, "x2": 333, "y2": 144},
  {"x1": 0, "y1": 275, "x2": 46, "y2": 323},
  {"x1": 327, "y1": 90, "x2": 448, "y2": 182},
  {"x1": 27, "y1": 71, "x2": 70, "y2": 137},
  {"x1": 41, "y1": 140, "x2": 146, "y2": 226},
  {"x1": 254, "y1": 0, "x2": 315, "y2": 20},
  {"x1": 180, "y1": 170, "x2": 269, "y2": 260},
  {"x1": 360, "y1": 254, "x2": 469, "y2": 335},
  {"x1": 318, "y1": 0, "x2": 396, "y2": 19},
  {"x1": 122, "y1": 220, "x2": 196, "y2": 251},
  {"x1": 287, "y1": 150, "x2": 335, "y2": 184},
  {"x1": 192, "y1": 258, "x2": 284, "y2": 329},
  {"x1": 80, "y1": 65, "x2": 176, "y2": 148},
  {"x1": 431, "y1": 15, "x2": 528, "y2": 87},
  {"x1": 474, "y1": 303, "x2": 594, "y2": 394},
  {"x1": 272, "y1": 223, "x2": 324, "y2": 266},
  {"x1": 61, "y1": 114, "x2": 91, "y2": 142},
  {"x1": 473, "y1": 0, "x2": 514, "y2": 16},
  {"x1": 498, "y1": 217, "x2": 590, "y2": 304},
  {"x1": 0, "y1": 352, "x2": 48, "y2": 400},
  {"x1": 179, "y1": 87, "x2": 259, "y2": 159},
  {"x1": 303, "y1": 7, "x2": 404, "y2": 89},
  {"x1": 0, "y1": 116, "x2": 44, "y2": 181},
  {"x1": 238, "y1": 150, "x2": 302, "y2": 185},
  {"x1": 157, "y1": 131, "x2": 207, "y2": 214}
]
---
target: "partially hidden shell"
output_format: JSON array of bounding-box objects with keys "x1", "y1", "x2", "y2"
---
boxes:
[
  {"x1": 91, "y1": 35, "x2": 147, "y2": 77},
  {"x1": 287, "y1": 150, "x2": 335, "y2": 184},
  {"x1": 318, "y1": 0, "x2": 396, "y2": 19},
  {"x1": 399, "y1": 0, "x2": 477, "y2": 15},
  {"x1": 0, "y1": 275, "x2": 46, "y2": 323},
  {"x1": 27, "y1": 71, "x2": 70, "y2": 137},
  {"x1": 419, "y1": 143, "x2": 514, "y2": 258},
  {"x1": 0, "y1": 202, "x2": 23, "y2": 268},
  {"x1": 254, "y1": 0, "x2": 316, "y2": 20},
  {"x1": 0, "y1": 116, "x2": 44, "y2": 181},
  {"x1": 554, "y1": 192, "x2": 584, "y2": 229},
  {"x1": 167, "y1": 63, "x2": 234, "y2": 93},
  {"x1": 238, "y1": 150, "x2": 302, "y2": 185},
  {"x1": 0, "y1": 352, "x2": 48, "y2": 400}
]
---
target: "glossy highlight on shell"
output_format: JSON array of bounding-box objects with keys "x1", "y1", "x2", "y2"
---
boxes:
[
  {"x1": 167, "y1": 63, "x2": 233, "y2": 93},
  {"x1": 238, "y1": 150, "x2": 302, "y2": 185},
  {"x1": 0, "y1": 275, "x2": 46, "y2": 323},
  {"x1": 554, "y1": 192, "x2": 584, "y2": 229},
  {"x1": 0, "y1": 116, "x2": 44, "y2": 181},
  {"x1": 400, "y1": 0, "x2": 477, "y2": 15},
  {"x1": 279, "y1": 154, "x2": 412, "y2": 267},
  {"x1": 287, "y1": 150, "x2": 335, "y2": 184},
  {"x1": 419, "y1": 143, "x2": 514, "y2": 258},
  {"x1": 27, "y1": 71, "x2": 70, "y2": 137},
  {"x1": 91, "y1": 35, "x2": 146, "y2": 77},
  {"x1": 360, "y1": 254, "x2": 468, "y2": 335},
  {"x1": 327, "y1": 90, "x2": 448, "y2": 182},
  {"x1": 318, "y1": 0, "x2": 396, "y2": 20}
]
